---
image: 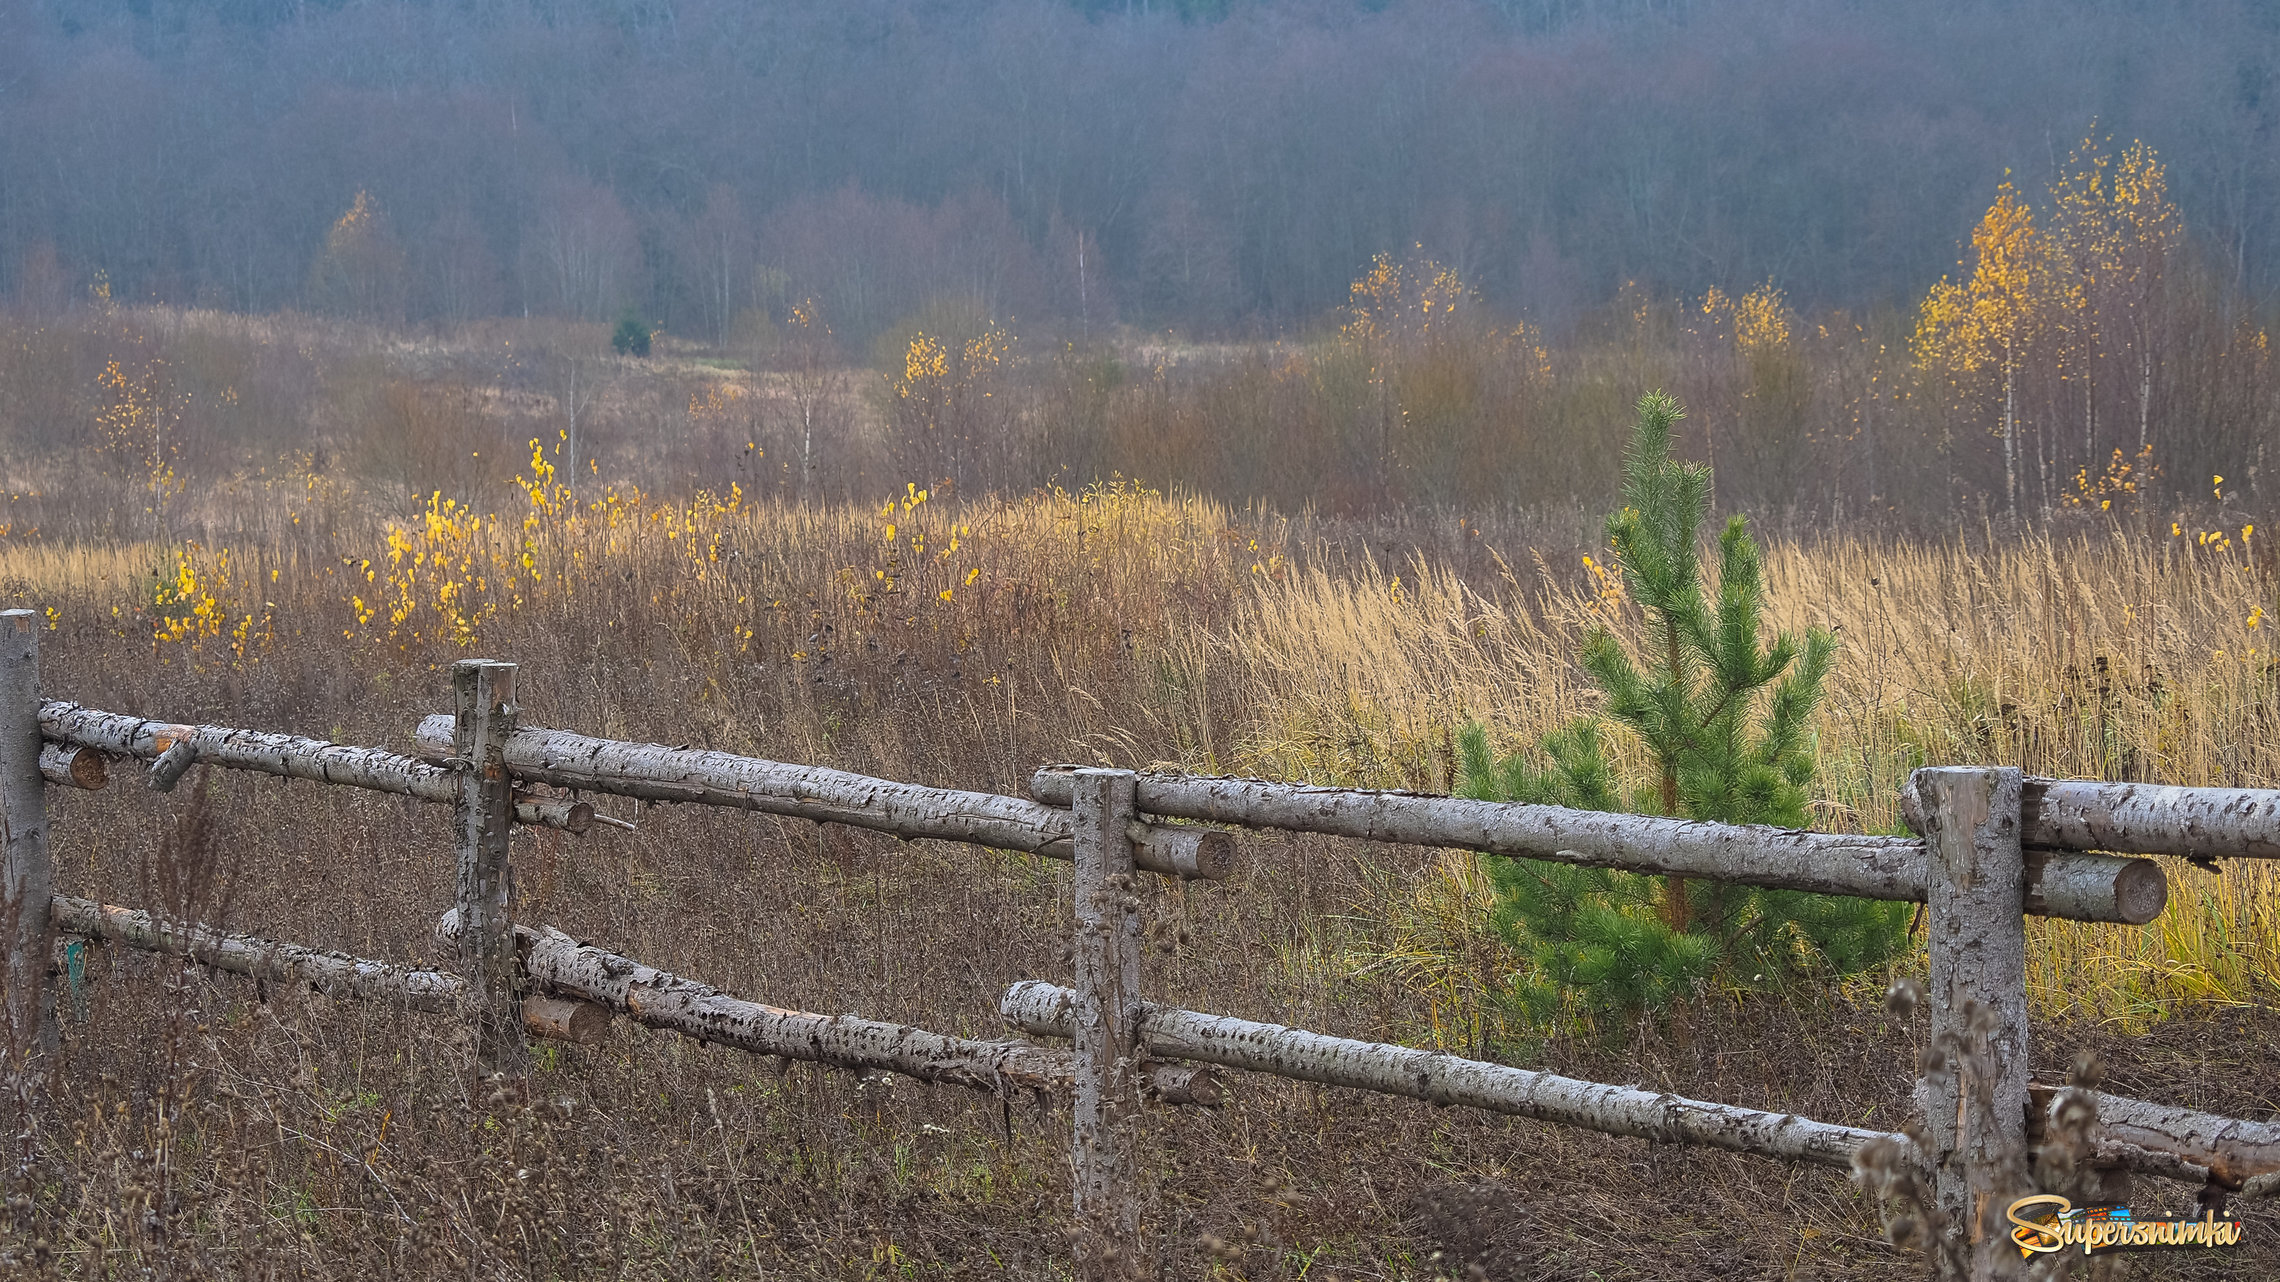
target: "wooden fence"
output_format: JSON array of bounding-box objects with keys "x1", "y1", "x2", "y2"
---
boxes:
[{"x1": 2, "y1": 610, "x2": 2276, "y2": 1280}]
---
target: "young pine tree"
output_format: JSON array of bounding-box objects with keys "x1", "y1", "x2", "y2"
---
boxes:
[
  {"x1": 612, "y1": 311, "x2": 653, "y2": 357},
  {"x1": 1460, "y1": 392, "x2": 1908, "y2": 1018}
]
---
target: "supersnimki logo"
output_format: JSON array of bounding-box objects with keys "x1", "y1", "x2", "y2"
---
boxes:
[{"x1": 2008, "y1": 1195, "x2": 2245, "y2": 1257}]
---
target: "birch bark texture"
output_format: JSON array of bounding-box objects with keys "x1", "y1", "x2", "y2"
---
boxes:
[
  {"x1": 1003, "y1": 981, "x2": 1903, "y2": 1168},
  {"x1": 37, "y1": 744, "x2": 104, "y2": 790},
  {"x1": 1910, "y1": 767, "x2": 2032, "y2": 1281},
  {"x1": 409, "y1": 716, "x2": 1231, "y2": 879},
  {"x1": 38, "y1": 702, "x2": 589, "y2": 830},
  {"x1": 1029, "y1": 766, "x2": 2159, "y2": 923},
  {"x1": 1, "y1": 610, "x2": 57, "y2": 1075},
  {"x1": 1069, "y1": 769, "x2": 1144, "y2": 1280},
  {"x1": 53, "y1": 895, "x2": 463, "y2": 1010},
  {"x1": 453, "y1": 660, "x2": 528, "y2": 1079},
  {"x1": 2028, "y1": 1083, "x2": 2280, "y2": 1194},
  {"x1": 1902, "y1": 773, "x2": 2280, "y2": 861},
  {"x1": 435, "y1": 911, "x2": 1082, "y2": 1092}
]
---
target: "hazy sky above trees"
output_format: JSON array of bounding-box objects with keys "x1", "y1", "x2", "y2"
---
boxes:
[{"x1": 3, "y1": 0, "x2": 2275, "y2": 345}]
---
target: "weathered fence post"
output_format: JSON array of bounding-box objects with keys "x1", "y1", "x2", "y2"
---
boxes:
[
  {"x1": 1069, "y1": 768, "x2": 1143, "y2": 1279},
  {"x1": 1911, "y1": 766, "x2": 2031, "y2": 1281},
  {"x1": 452, "y1": 659, "x2": 528, "y2": 1081},
  {"x1": 1, "y1": 610, "x2": 57, "y2": 1086}
]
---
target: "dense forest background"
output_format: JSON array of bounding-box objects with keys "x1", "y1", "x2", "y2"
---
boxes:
[
  {"x1": 5, "y1": 0, "x2": 2280, "y2": 523},
  {"x1": 5, "y1": 0, "x2": 2278, "y2": 341}
]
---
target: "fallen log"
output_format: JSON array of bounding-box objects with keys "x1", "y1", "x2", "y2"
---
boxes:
[
  {"x1": 39, "y1": 702, "x2": 591, "y2": 833},
  {"x1": 1003, "y1": 980, "x2": 1895, "y2": 1169},
  {"x1": 1905, "y1": 776, "x2": 2280, "y2": 862},
  {"x1": 410, "y1": 716, "x2": 1232, "y2": 879},
  {"x1": 1029, "y1": 767, "x2": 2164, "y2": 925}
]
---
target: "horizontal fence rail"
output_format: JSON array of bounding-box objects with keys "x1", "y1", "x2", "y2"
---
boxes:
[
  {"x1": 2029, "y1": 1084, "x2": 2280, "y2": 1195},
  {"x1": 10, "y1": 620, "x2": 2278, "y2": 1282},
  {"x1": 1003, "y1": 980, "x2": 1897, "y2": 1170},
  {"x1": 408, "y1": 715, "x2": 1232, "y2": 879},
  {"x1": 1031, "y1": 766, "x2": 2168, "y2": 925},
  {"x1": 48, "y1": 893, "x2": 1173, "y2": 1100},
  {"x1": 1907, "y1": 775, "x2": 2280, "y2": 861},
  {"x1": 432, "y1": 908, "x2": 1089, "y2": 1095},
  {"x1": 999, "y1": 981, "x2": 2280, "y2": 1196},
  {"x1": 41, "y1": 702, "x2": 594, "y2": 833},
  {"x1": 54, "y1": 895, "x2": 465, "y2": 1012},
  {"x1": 41, "y1": 886, "x2": 2280, "y2": 1199}
]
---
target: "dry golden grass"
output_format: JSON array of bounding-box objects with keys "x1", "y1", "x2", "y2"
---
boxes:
[
  {"x1": 10, "y1": 483, "x2": 2273, "y2": 1033},
  {"x1": 7, "y1": 476, "x2": 2280, "y2": 1278},
  {"x1": 1213, "y1": 527, "x2": 2280, "y2": 1029},
  {"x1": 9, "y1": 301, "x2": 2278, "y2": 1278}
]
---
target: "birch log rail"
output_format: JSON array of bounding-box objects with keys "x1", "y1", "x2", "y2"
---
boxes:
[
  {"x1": 37, "y1": 743, "x2": 104, "y2": 790},
  {"x1": 40, "y1": 702, "x2": 593, "y2": 832},
  {"x1": 1030, "y1": 766, "x2": 2165, "y2": 925},
  {"x1": 53, "y1": 895, "x2": 465, "y2": 1011},
  {"x1": 46, "y1": 889, "x2": 1212, "y2": 1100},
  {"x1": 1003, "y1": 980, "x2": 1900, "y2": 1170},
  {"x1": 428, "y1": 909, "x2": 1223, "y2": 1098},
  {"x1": 409, "y1": 716, "x2": 1233, "y2": 879},
  {"x1": 2029, "y1": 1085, "x2": 2280, "y2": 1195},
  {"x1": 1903, "y1": 775, "x2": 2280, "y2": 861},
  {"x1": 999, "y1": 980, "x2": 2280, "y2": 1199}
]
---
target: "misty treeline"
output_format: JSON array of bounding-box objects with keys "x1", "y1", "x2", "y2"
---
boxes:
[
  {"x1": 6, "y1": 0, "x2": 2280, "y2": 346},
  {"x1": 5, "y1": 139, "x2": 2271, "y2": 534},
  {"x1": 2, "y1": 0, "x2": 2278, "y2": 527}
]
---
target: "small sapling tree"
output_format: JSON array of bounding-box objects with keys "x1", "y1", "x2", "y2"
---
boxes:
[
  {"x1": 1460, "y1": 391, "x2": 1908, "y2": 1018},
  {"x1": 612, "y1": 311, "x2": 653, "y2": 357}
]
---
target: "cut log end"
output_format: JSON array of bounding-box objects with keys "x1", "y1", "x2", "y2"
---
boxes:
[
  {"x1": 38, "y1": 743, "x2": 106, "y2": 790},
  {"x1": 2108, "y1": 857, "x2": 2169, "y2": 925},
  {"x1": 1141, "y1": 1061, "x2": 1222, "y2": 1107},
  {"x1": 1132, "y1": 822, "x2": 1235, "y2": 881},
  {"x1": 514, "y1": 795, "x2": 594, "y2": 835},
  {"x1": 524, "y1": 992, "x2": 612, "y2": 1045},
  {"x1": 2027, "y1": 852, "x2": 2168, "y2": 926}
]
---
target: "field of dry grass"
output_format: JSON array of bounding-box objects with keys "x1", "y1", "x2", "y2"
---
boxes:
[
  {"x1": 1, "y1": 309, "x2": 2276, "y2": 1277},
  {"x1": 2, "y1": 469, "x2": 2276, "y2": 1279}
]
